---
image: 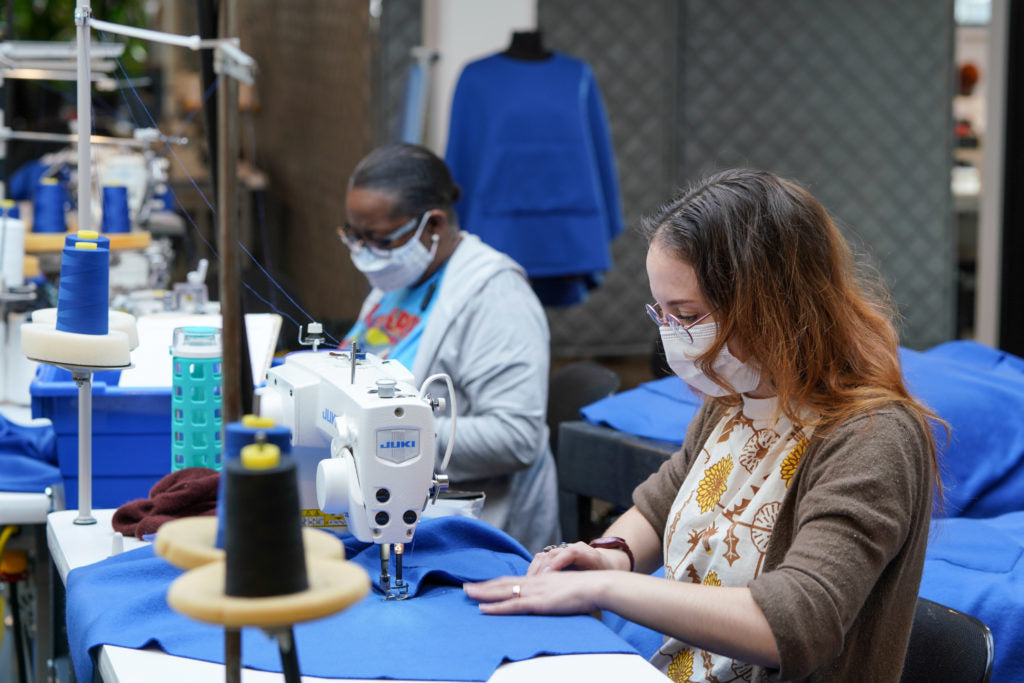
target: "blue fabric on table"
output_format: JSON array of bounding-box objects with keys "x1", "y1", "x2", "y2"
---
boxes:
[
  {"x1": 900, "y1": 341, "x2": 1024, "y2": 518},
  {"x1": 0, "y1": 454, "x2": 61, "y2": 493},
  {"x1": 919, "y1": 511, "x2": 1024, "y2": 682},
  {"x1": 0, "y1": 414, "x2": 60, "y2": 493},
  {"x1": 66, "y1": 516, "x2": 637, "y2": 682},
  {"x1": 580, "y1": 375, "x2": 700, "y2": 445}
]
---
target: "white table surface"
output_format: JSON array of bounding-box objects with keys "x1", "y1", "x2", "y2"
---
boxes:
[{"x1": 48, "y1": 509, "x2": 669, "y2": 682}]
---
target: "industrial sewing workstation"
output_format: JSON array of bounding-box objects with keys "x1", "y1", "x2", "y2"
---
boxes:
[
  {"x1": 8, "y1": 3, "x2": 1018, "y2": 682},
  {"x1": 0, "y1": 3, "x2": 673, "y2": 682}
]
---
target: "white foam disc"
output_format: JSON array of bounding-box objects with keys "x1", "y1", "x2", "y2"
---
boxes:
[{"x1": 21, "y1": 323, "x2": 132, "y2": 368}]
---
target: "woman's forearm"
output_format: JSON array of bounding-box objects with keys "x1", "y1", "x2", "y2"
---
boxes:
[
  {"x1": 601, "y1": 506, "x2": 665, "y2": 574},
  {"x1": 598, "y1": 572, "x2": 781, "y2": 668}
]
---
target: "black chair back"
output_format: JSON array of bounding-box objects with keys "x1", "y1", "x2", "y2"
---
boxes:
[
  {"x1": 900, "y1": 597, "x2": 994, "y2": 683},
  {"x1": 547, "y1": 360, "x2": 620, "y2": 458}
]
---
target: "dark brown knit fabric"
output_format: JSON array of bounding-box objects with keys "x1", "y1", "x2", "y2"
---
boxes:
[{"x1": 112, "y1": 467, "x2": 220, "y2": 539}]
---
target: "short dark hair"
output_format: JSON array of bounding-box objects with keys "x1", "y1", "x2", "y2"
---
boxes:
[{"x1": 348, "y1": 143, "x2": 461, "y2": 219}]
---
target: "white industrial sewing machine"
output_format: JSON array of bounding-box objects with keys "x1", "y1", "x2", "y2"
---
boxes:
[{"x1": 256, "y1": 328, "x2": 455, "y2": 599}]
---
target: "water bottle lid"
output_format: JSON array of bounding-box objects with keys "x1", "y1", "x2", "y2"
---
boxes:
[{"x1": 171, "y1": 325, "x2": 222, "y2": 358}]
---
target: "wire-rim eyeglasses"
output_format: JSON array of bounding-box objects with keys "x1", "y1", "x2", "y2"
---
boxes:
[
  {"x1": 645, "y1": 303, "x2": 715, "y2": 343},
  {"x1": 338, "y1": 211, "x2": 428, "y2": 253}
]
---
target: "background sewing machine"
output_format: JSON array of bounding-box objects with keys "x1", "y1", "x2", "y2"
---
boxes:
[{"x1": 256, "y1": 336, "x2": 455, "y2": 599}]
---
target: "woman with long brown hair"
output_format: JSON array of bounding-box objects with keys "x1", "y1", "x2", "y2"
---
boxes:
[{"x1": 465, "y1": 169, "x2": 941, "y2": 681}]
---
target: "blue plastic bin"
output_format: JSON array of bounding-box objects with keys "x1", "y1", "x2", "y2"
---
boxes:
[{"x1": 30, "y1": 364, "x2": 172, "y2": 508}]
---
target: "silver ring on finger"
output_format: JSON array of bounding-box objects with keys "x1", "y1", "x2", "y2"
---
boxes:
[{"x1": 512, "y1": 584, "x2": 522, "y2": 599}]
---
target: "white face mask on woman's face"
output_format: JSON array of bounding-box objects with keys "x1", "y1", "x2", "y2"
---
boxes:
[
  {"x1": 659, "y1": 322, "x2": 761, "y2": 396},
  {"x1": 347, "y1": 212, "x2": 438, "y2": 291}
]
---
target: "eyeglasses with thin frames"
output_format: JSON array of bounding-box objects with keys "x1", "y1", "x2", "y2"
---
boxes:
[
  {"x1": 645, "y1": 303, "x2": 716, "y2": 343},
  {"x1": 338, "y1": 211, "x2": 427, "y2": 254}
]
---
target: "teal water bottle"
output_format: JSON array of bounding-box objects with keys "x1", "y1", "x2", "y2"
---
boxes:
[{"x1": 171, "y1": 326, "x2": 223, "y2": 471}]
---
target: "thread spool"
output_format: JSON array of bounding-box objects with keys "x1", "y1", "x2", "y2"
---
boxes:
[
  {"x1": 224, "y1": 417, "x2": 293, "y2": 459},
  {"x1": 223, "y1": 448, "x2": 309, "y2": 597},
  {"x1": 33, "y1": 178, "x2": 68, "y2": 234},
  {"x1": 100, "y1": 185, "x2": 131, "y2": 234},
  {"x1": 55, "y1": 242, "x2": 110, "y2": 335},
  {"x1": 171, "y1": 327, "x2": 223, "y2": 472},
  {"x1": 216, "y1": 416, "x2": 293, "y2": 548},
  {"x1": 1, "y1": 200, "x2": 26, "y2": 288}
]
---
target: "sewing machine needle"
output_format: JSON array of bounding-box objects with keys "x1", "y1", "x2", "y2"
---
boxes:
[{"x1": 380, "y1": 543, "x2": 391, "y2": 593}]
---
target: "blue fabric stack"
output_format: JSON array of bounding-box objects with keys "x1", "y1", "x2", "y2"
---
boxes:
[{"x1": 0, "y1": 414, "x2": 60, "y2": 493}]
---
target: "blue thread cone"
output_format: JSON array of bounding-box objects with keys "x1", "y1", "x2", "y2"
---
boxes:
[
  {"x1": 33, "y1": 179, "x2": 68, "y2": 233},
  {"x1": 100, "y1": 185, "x2": 130, "y2": 234},
  {"x1": 55, "y1": 243, "x2": 110, "y2": 335}
]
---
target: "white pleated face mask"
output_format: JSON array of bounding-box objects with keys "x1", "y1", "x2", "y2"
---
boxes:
[
  {"x1": 659, "y1": 322, "x2": 761, "y2": 396},
  {"x1": 346, "y1": 212, "x2": 438, "y2": 291}
]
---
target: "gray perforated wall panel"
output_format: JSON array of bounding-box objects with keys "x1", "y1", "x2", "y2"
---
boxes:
[{"x1": 540, "y1": 0, "x2": 955, "y2": 355}]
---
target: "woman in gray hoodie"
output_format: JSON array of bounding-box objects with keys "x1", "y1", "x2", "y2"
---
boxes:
[{"x1": 339, "y1": 143, "x2": 559, "y2": 554}]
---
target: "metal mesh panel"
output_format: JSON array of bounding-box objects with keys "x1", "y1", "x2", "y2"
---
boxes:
[
  {"x1": 539, "y1": 0, "x2": 679, "y2": 357},
  {"x1": 539, "y1": 0, "x2": 955, "y2": 354},
  {"x1": 681, "y1": 1, "x2": 955, "y2": 350}
]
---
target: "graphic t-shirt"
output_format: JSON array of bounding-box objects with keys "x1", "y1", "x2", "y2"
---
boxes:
[{"x1": 342, "y1": 264, "x2": 446, "y2": 369}]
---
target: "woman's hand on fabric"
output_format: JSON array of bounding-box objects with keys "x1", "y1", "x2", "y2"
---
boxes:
[
  {"x1": 526, "y1": 541, "x2": 626, "y2": 575},
  {"x1": 463, "y1": 571, "x2": 613, "y2": 616}
]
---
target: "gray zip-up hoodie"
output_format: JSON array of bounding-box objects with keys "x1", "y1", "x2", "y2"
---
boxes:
[{"x1": 360, "y1": 232, "x2": 560, "y2": 553}]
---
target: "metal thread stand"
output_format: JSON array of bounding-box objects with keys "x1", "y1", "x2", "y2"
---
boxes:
[{"x1": 71, "y1": 371, "x2": 96, "y2": 524}]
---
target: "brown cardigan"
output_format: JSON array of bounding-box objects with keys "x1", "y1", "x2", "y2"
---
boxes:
[{"x1": 634, "y1": 400, "x2": 933, "y2": 681}]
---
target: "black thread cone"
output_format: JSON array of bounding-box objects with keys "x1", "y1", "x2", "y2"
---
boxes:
[{"x1": 223, "y1": 455, "x2": 309, "y2": 597}]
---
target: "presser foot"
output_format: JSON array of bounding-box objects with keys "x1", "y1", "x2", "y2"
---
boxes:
[{"x1": 385, "y1": 579, "x2": 409, "y2": 601}]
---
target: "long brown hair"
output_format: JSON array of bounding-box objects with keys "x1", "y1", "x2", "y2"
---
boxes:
[{"x1": 643, "y1": 168, "x2": 942, "y2": 489}]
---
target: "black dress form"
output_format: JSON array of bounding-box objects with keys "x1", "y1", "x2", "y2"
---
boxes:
[{"x1": 503, "y1": 31, "x2": 552, "y2": 61}]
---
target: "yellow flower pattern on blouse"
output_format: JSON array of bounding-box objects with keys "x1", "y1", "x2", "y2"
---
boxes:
[
  {"x1": 780, "y1": 438, "x2": 807, "y2": 488},
  {"x1": 667, "y1": 648, "x2": 694, "y2": 682},
  {"x1": 696, "y1": 456, "x2": 734, "y2": 512},
  {"x1": 653, "y1": 399, "x2": 817, "y2": 681}
]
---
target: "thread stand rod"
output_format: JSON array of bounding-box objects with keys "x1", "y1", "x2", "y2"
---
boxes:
[
  {"x1": 276, "y1": 628, "x2": 301, "y2": 683},
  {"x1": 72, "y1": 372, "x2": 96, "y2": 525},
  {"x1": 225, "y1": 627, "x2": 241, "y2": 683},
  {"x1": 75, "y1": 0, "x2": 92, "y2": 234}
]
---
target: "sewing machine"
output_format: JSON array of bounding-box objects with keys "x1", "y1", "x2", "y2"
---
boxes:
[{"x1": 256, "y1": 337, "x2": 454, "y2": 599}]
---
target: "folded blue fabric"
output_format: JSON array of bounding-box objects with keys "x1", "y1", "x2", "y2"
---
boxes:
[
  {"x1": 67, "y1": 516, "x2": 637, "y2": 682},
  {"x1": 900, "y1": 342, "x2": 1024, "y2": 518},
  {"x1": 580, "y1": 376, "x2": 700, "y2": 444},
  {"x1": 919, "y1": 512, "x2": 1024, "y2": 683},
  {"x1": 0, "y1": 453, "x2": 61, "y2": 494},
  {"x1": 0, "y1": 414, "x2": 60, "y2": 493}
]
